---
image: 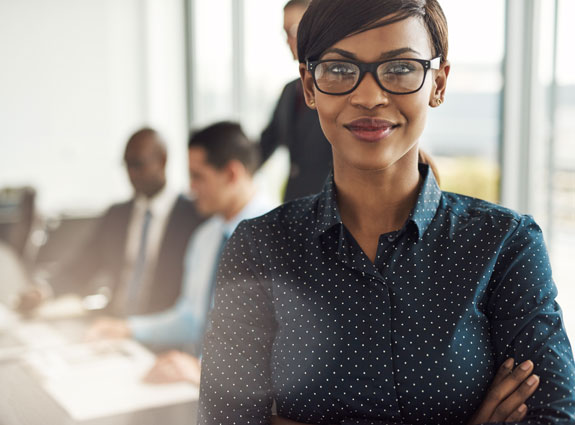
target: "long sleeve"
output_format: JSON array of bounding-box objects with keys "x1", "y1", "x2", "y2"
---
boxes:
[
  {"x1": 198, "y1": 221, "x2": 277, "y2": 425},
  {"x1": 129, "y1": 226, "x2": 214, "y2": 348},
  {"x1": 486, "y1": 215, "x2": 575, "y2": 424},
  {"x1": 128, "y1": 296, "x2": 204, "y2": 347},
  {"x1": 259, "y1": 83, "x2": 294, "y2": 165}
]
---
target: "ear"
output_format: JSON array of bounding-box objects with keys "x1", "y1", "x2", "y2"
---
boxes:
[
  {"x1": 299, "y1": 62, "x2": 317, "y2": 110},
  {"x1": 429, "y1": 60, "x2": 450, "y2": 107},
  {"x1": 224, "y1": 159, "x2": 244, "y2": 183}
]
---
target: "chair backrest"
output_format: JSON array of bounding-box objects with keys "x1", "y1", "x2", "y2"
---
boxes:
[
  {"x1": 0, "y1": 242, "x2": 30, "y2": 307},
  {"x1": 0, "y1": 187, "x2": 36, "y2": 260}
]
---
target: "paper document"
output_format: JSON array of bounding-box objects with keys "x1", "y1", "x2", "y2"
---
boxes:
[{"x1": 24, "y1": 339, "x2": 198, "y2": 421}]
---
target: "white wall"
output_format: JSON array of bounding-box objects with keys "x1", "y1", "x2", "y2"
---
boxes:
[{"x1": 0, "y1": 0, "x2": 188, "y2": 215}]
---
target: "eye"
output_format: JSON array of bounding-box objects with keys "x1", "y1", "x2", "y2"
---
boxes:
[
  {"x1": 325, "y1": 62, "x2": 357, "y2": 76},
  {"x1": 382, "y1": 61, "x2": 417, "y2": 75}
]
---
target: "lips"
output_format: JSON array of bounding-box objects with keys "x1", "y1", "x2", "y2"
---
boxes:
[{"x1": 344, "y1": 118, "x2": 398, "y2": 142}]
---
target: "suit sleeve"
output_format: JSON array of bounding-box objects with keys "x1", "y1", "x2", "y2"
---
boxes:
[
  {"x1": 259, "y1": 85, "x2": 291, "y2": 165},
  {"x1": 198, "y1": 221, "x2": 276, "y2": 425},
  {"x1": 486, "y1": 215, "x2": 575, "y2": 424}
]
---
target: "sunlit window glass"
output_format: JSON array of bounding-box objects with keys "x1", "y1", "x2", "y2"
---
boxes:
[{"x1": 423, "y1": 0, "x2": 505, "y2": 204}]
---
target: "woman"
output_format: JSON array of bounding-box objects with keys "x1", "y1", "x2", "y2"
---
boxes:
[{"x1": 198, "y1": 1, "x2": 575, "y2": 424}]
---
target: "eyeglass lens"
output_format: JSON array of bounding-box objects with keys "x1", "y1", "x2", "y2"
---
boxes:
[{"x1": 314, "y1": 59, "x2": 426, "y2": 94}]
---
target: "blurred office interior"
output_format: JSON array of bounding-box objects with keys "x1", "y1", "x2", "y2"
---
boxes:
[{"x1": 0, "y1": 0, "x2": 574, "y2": 423}]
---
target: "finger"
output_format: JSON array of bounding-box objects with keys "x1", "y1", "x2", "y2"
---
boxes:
[
  {"x1": 490, "y1": 374, "x2": 539, "y2": 422},
  {"x1": 484, "y1": 360, "x2": 534, "y2": 406},
  {"x1": 504, "y1": 404, "x2": 527, "y2": 423},
  {"x1": 490, "y1": 358, "x2": 515, "y2": 388},
  {"x1": 472, "y1": 360, "x2": 535, "y2": 423}
]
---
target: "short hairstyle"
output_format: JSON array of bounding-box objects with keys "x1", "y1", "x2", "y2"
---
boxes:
[
  {"x1": 127, "y1": 127, "x2": 158, "y2": 144},
  {"x1": 284, "y1": 0, "x2": 311, "y2": 10},
  {"x1": 188, "y1": 122, "x2": 260, "y2": 175},
  {"x1": 297, "y1": 0, "x2": 448, "y2": 65},
  {"x1": 125, "y1": 127, "x2": 167, "y2": 157}
]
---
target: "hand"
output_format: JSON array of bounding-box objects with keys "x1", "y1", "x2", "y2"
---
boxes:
[
  {"x1": 16, "y1": 288, "x2": 47, "y2": 313},
  {"x1": 143, "y1": 351, "x2": 201, "y2": 385},
  {"x1": 466, "y1": 358, "x2": 540, "y2": 424},
  {"x1": 85, "y1": 317, "x2": 131, "y2": 341}
]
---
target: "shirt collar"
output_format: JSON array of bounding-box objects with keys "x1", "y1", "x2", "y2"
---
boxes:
[
  {"x1": 314, "y1": 163, "x2": 442, "y2": 240},
  {"x1": 219, "y1": 192, "x2": 275, "y2": 238},
  {"x1": 134, "y1": 186, "x2": 176, "y2": 217}
]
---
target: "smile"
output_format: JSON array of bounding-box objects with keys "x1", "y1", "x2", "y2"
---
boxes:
[{"x1": 344, "y1": 118, "x2": 398, "y2": 143}]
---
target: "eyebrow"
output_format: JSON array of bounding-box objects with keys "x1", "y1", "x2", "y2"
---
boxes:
[{"x1": 321, "y1": 47, "x2": 421, "y2": 60}]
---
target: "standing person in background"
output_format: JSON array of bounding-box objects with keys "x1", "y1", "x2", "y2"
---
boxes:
[
  {"x1": 19, "y1": 128, "x2": 203, "y2": 316},
  {"x1": 198, "y1": 0, "x2": 575, "y2": 424},
  {"x1": 88, "y1": 122, "x2": 275, "y2": 384},
  {"x1": 259, "y1": 0, "x2": 333, "y2": 202}
]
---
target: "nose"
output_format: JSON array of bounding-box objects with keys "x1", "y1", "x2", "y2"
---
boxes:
[{"x1": 349, "y1": 72, "x2": 390, "y2": 110}]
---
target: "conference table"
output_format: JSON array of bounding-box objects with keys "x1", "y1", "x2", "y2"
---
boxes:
[{"x1": 0, "y1": 299, "x2": 198, "y2": 425}]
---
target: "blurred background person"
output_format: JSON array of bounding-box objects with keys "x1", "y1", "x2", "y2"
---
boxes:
[
  {"x1": 258, "y1": 0, "x2": 333, "y2": 202},
  {"x1": 87, "y1": 122, "x2": 275, "y2": 384},
  {"x1": 19, "y1": 128, "x2": 203, "y2": 316}
]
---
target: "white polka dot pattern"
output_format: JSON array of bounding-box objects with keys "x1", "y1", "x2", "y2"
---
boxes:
[{"x1": 198, "y1": 165, "x2": 575, "y2": 425}]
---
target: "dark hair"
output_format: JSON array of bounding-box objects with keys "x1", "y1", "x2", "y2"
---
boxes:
[
  {"x1": 284, "y1": 0, "x2": 311, "y2": 10},
  {"x1": 188, "y1": 122, "x2": 260, "y2": 175},
  {"x1": 297, "y1": 0, "x2": 448, "y2": 64}
]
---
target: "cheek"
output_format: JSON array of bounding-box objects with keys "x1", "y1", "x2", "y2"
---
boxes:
[
  {"x1": 315, "y1": 95, "x2": 346, "y2": 145},
  {"x1": 398, "y1": 92, "x2": 429, "y2": 129}
]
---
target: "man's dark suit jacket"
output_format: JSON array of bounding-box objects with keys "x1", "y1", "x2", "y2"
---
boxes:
[
  {"x1": 260, "y1": 78, "x2": 333, "y2": 202},
  {"x1": 51, "y1": 195, "x2": 203, "y2": 315}
]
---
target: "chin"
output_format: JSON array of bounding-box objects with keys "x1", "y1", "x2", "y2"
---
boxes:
[{"x1": 343, "y1": 153, "x2": 400, "y2": 173}]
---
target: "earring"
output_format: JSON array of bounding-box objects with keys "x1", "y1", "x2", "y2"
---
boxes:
[
  {"x1": 435, "y1": 98, "x2": 443, "y2": 106},
  {"x1": 309, "y1": 99, "x2": 315, "y2": 107}
]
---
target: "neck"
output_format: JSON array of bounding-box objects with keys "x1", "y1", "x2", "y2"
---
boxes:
[
  {"x1": 221, "y1": 179, "x2": 256, "y2": 222},
  {"x1": 334, "y1": 149, "x2": 422, "y2": 236}
]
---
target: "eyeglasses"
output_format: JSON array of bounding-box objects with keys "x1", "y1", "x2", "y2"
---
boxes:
[{"x1": 306, "y1": 57, "x2": 441, "y2": 95}]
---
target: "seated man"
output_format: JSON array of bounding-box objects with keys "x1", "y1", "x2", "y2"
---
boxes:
[
  {"x1": 88, "y1": 122, "x2": 275, "y2": 383},
  {"x1": 20, "y1": 128, "x2": 203, "y2": 316}
]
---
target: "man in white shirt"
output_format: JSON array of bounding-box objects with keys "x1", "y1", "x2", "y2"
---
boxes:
[
  {"x1": 88, "y1": 122, "x2": 275, "y2": 382},
  {"x1": 19, "y1": 129, "x2": 203, "y2": 316}
]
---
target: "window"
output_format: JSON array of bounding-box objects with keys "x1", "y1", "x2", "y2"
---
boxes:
[{"x1": 424, "y1": 0, "x2": 505, "y2": 203}]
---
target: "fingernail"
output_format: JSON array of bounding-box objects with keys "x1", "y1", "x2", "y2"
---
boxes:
[
  {"x1": 504, "y1": 358, "x2": 514, "y2": 368},
  {"x1": 526, "y1": 375, "x2": 539, "y2": 386},
  {"x1": 520, "y1": 360, "x2": 533, "y2": 371},
  {"x1": 518, "y1": 404, "x2": 527, "y2": 413}
]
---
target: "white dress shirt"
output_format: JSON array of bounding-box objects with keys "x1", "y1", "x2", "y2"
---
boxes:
[
  {"x1": 128, "y1": 192, "x2": 275, "y2": 348},
  {"x1": 115, "y1": 187, "x2": 178, "y2": 312}
]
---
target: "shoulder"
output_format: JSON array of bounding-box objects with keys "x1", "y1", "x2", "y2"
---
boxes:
[
  {"x1": 193, "y1": 216, "x2": 222, "y2": 241},
  {"x1": 171, "y1": 194, "x2": 197, "y2": 212},
  {"x1": 170, "y1": 195, "x2": 203, "y2": 224},
  {"x1": 235, "y1": 194, "x2": 319, "y2": 240},
  {"x1": 277, "y1": 78, "x2": 300, "y2": 101},
  {"x1": 103, "y1": 199, "x2": 133, "y2": 220},
  {"x1": 439, "y1": 191, "x2": 539, "y2": 237}
]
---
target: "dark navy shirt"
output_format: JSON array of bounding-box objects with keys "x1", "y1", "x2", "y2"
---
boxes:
[{"x1": 199, "y1": 165, "x2": 575, "y2": 425}]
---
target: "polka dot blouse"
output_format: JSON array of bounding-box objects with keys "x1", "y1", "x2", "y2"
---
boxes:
[{"x1": 198, "y1": 164, "x2": 575, "y2": 425}]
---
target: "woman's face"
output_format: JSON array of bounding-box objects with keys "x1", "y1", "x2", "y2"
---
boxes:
[{"x1": 300, "y1": 16, "x2": 449, "y2": 172}]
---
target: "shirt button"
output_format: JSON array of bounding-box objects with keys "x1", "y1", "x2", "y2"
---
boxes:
[{"x1": 387, "y1": 234, "x2": 395, "y2": 242}]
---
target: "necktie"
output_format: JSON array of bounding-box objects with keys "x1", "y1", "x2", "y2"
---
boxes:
[{"x1": 125, "y1": 208, "x2": 152, "y2": 315}]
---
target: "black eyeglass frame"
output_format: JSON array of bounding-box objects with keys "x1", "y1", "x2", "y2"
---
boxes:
[{"x1": 306, "y1": 57, "x2": 441, "y2": 96}]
